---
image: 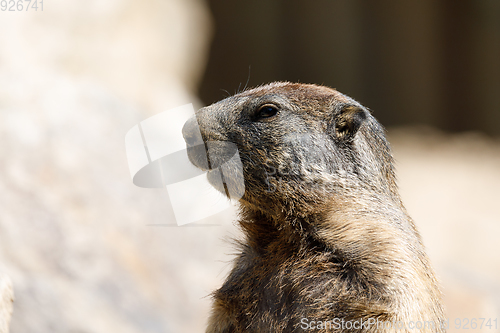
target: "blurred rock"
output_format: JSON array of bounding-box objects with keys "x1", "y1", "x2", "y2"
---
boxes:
[
  {"x1": 0, "y1": 274, "x2": 14, "y2": 333},
  {"x1": 0, "y1": 1, "x2": 236, "y2": 333}
]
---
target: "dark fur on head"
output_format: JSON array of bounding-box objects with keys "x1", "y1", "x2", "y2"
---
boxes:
[{"x1": 183, "y1": 82, "x2": 445, "y2": 332}]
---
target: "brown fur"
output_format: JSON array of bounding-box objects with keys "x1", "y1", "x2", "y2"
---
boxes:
[{"x1": 183, "y1": 82, "x2": 446, "y2": 332}]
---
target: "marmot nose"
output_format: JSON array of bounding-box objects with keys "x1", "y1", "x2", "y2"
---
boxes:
[
  {"x1": 182, "y1": 116, "x2": 203, "y2": 147},
  {"x1": 182, "y1": 116, "x2": 211, "y2": 170}
]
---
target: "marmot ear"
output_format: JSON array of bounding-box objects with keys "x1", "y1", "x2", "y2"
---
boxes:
[{"x1": 333, "y1": 105, "x2": 367, "y2": 141}]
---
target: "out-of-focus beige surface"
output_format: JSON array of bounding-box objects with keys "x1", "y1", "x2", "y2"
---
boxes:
[
  {"x1": 389, "y1": 127, "x2": 500, "y2": 333},
  {"x1": 0, "y1": 0, "x2": 211, "y2": 113},
  {"x1": 0, "y1": 1, "x2": 222, "y2": 332},
  {"x1": 0, "y1": 2, "x2": 499, "y2": 332},
  {"x1": 0, "y1": 274, "x2": 14, "y2": 333}
]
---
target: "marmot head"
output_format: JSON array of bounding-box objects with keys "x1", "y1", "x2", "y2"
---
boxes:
[{"x1": 183, "y1": 82, "x2": 398, "y2": 219}]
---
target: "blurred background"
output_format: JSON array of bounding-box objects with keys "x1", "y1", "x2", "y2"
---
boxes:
[{"x1": 0, "y1": 0, "x2": 499, "y2": 332}]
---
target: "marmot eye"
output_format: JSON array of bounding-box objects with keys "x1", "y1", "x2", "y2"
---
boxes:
[{"x1": 255, "y1": 104, "x2": 278, "y2": 120}]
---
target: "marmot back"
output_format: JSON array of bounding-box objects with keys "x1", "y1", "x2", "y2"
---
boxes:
[{"x1": 183, "y1": 82, "x2": 446, "y2": 333}]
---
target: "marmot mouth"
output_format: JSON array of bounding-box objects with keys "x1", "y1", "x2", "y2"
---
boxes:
[
  {"x1": 186, "y1": 141, "x2": 239, "y2": 171},
  {"x1": 185, "y1": 141, "x2": 245, "y2": 200},
  {"x1": 182, "y1": 115, "x2": 239, "y2": 171},
  {"x1": 185, "y1": 143, "x2": 211, "y2": 171},
  {"x1": 182, "y1": 115, "x2": 245, "y2": 200}
]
